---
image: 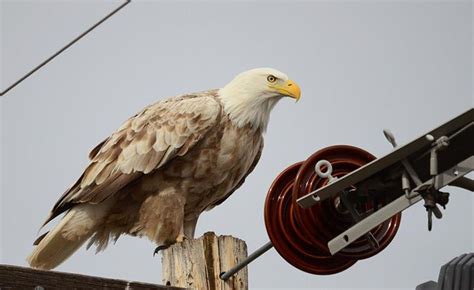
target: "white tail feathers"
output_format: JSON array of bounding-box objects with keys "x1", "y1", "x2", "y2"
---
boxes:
[{"x1": 27, "y1": 204, "x2": 106, "y2": 270}]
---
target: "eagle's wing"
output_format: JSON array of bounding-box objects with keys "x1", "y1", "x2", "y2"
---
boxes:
[
  {"x1": 43, "y1": 92, "x2": 222, "y2": 226},
  {"x1": 206, "y1": 139, "x2": 263, "y2": 210}
]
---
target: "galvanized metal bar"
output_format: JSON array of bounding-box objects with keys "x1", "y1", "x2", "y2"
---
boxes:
[
  {"x1": 219, "y1": 241, "x2": 273, "y2": 281},
  {"x1": 433, "y1": 156, "x2": 474, "y2": 190},
  {"x1": 328, "y1": 192, "x2": 423, "y2": 255},
  {"x1": 339, "y1": 190, "x2": 379, "y2": 249}
]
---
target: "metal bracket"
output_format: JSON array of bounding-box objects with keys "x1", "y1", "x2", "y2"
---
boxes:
[{"x1": 327, "y1": 156, "x2": 474, "y2": 255}]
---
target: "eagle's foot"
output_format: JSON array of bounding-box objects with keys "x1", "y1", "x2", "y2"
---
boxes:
[
  {"x1": 153, "y1": 245, "x2": 170, "y2": 256},
  {"x1": 176, "y1": 234, "x2": 187, "y2": 243}
]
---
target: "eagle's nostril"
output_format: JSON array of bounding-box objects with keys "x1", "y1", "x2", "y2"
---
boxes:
[{"x1": 288, "y1": 83, "x2": 292, "y2": 86}]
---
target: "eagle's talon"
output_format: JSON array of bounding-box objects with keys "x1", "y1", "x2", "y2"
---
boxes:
[{"x1": 153, "y1": 245, "x2": 169, "y2": 256}]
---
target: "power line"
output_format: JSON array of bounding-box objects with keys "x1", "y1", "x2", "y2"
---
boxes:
[{"x1": 0, "y1": 0, "x2": 131, "y2": 97}]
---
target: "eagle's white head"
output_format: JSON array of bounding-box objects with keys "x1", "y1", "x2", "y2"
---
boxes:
[{"x1": 219, "y1": 68, "x2": 301, "y2": 132}]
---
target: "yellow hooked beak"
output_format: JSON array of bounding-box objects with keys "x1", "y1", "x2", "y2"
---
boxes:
[{"x1": 271, "y1": 80, "x2": 301, "y2": 102}]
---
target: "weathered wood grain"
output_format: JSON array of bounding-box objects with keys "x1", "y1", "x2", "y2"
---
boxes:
[
  {"x1": 162, "y1": 232, "x2": 248, "y2": 290},
  {"x1": 0, "y1": 264, "x2": 183, "y2": 289}
]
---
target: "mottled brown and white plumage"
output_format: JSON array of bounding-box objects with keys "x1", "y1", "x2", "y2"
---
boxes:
[{"x1": 27, "y1": 68, "x2": 301, "y2": 270}]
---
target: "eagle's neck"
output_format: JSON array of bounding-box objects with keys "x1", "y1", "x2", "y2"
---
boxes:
[{"x1": 218, "y1": 87, "x2": 280, "y2": 133}]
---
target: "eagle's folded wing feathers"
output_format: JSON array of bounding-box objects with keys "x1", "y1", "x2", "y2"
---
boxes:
[{"x1": 43, "y1": 93, "x2": 221, "y2": 226}]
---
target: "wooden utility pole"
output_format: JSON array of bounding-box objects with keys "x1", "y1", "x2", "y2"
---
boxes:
[{"x1": 162, "y1": 232, "x2": 248, "y2": 290}]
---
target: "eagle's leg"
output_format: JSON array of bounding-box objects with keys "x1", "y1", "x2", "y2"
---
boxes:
[
  {"x1": 183, "y1": 216, "x2": 199, "y2": 239},
  {"x1": 139, "y1": 188, "x2": 185, "y2": 256},
  {"x1": 176, "y1": 223, "x2": 187, "y2": 242},
  {"x1": 153, "y1": 216, "x2": 197, "y2": 255}
]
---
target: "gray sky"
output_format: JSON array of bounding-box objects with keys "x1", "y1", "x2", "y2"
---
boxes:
[{"x1": 1, "y1": 0, "x2": 473, "y2": 289}]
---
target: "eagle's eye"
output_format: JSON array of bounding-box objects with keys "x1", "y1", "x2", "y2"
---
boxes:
[{"x1": 267, "y1": 75, "x2": 277, "y2": 83}]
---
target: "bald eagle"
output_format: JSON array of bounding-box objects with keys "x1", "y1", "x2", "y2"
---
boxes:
[{"x1": 28, "y1": 68, "x2": 301, "y2": 270}]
